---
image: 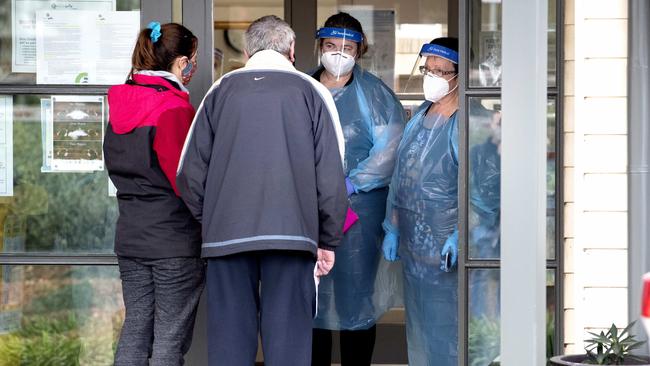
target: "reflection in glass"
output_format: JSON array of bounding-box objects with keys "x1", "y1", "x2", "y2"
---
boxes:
[
  {"x1": 468, "y1": 98, "x2": 557, "y2": 260},
  {"x1": 317, "y1": 0, "x2": 450, "y2": 92},
  {"x1": 469, "y1": 0, "x2": 557, "y2": 87},
  {"x1": 468, "y1": 98, "x2": 501, "y2": 260},
  {"x1": 1, "y1": 95, "x2": 118, "y2": 254},
  {"x1": 0, "y1": 0, "x2": 141, "y2": 85},
  {"x1": 468, "y1": 269, "x2": 557, "y2": 366},
  {"x1": 468, "y1": 269, "x2": 500, "y2": 366},
  {"x1": 213, "y1": 1, "x2": 284, "y2": 80},
  {"x1": 546, "y1": 100, "x2": 557, "y2": 260},
  {"x1": 0, "y1": 265, "x2": 123, "y2": 365}
]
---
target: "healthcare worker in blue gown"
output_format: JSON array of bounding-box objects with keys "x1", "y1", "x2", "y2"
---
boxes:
[
  {"x1": 311, "y1": 12, "x2": 406, "y2": 366},
  {"x1": 382, "y1": 37, "x2": 461, "y2": 366}
]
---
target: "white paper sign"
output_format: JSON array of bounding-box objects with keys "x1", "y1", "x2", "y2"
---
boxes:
[
  {"x1": 47, "y1": 95, "x2": 104, "y2": 172},
  {"x1": 11, "y1": 0, "x2": 115, "y2": 73},
  {"x1": 35, "y1": 10, "x2": 139, "y2": 84},
  {"x1": 0, "y1": 97, "x2": 14, "y2": 197}
]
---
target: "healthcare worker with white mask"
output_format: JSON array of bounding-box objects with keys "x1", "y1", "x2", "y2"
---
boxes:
[
  {"x1": 382, "y1": 37, "x2": 460, "y2": 366},
  {"x1": 311, "y1": 12, "x2": 406, "y2": 366}
]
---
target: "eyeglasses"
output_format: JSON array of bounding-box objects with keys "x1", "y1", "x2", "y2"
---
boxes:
[{"x1": 418, "y1": 66, "x2": 456, "y2": 77}]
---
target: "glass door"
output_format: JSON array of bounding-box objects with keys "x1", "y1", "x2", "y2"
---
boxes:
[
  {"x1": 212, "y1": 0, "x2": 284, "y2": 81},
  {"x1": 192, "y1": 0, "x2": 564, "y2": 364}
]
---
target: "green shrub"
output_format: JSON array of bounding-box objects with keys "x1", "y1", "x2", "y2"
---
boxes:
[
  {"x1": 469, "y1": 316, "x2": 500, "y2": 366},
  {"x1": 0, "y1": 314, "x2": 82, "y2": 366}
]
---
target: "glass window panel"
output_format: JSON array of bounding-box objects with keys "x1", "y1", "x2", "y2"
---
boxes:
[
  {"x1": 0, "y1": 1, "x2": 140, "y2": 85},
  {"x1": 469, "y1": 0, "x2": 557, "y2": 88},
  {"x1": 468, "y1": 269, "x2": 500, "y2": 366},
  {"x1": 1, "y1": 95, "x2": 117, "y2": 254},
  {"x1": 213, "y1": 1, "x2": 284, "y2": 81},
  {"x1": 0, "y1": 265, "x2": 123, "y2": 365},
  {"x1": 546, "y1": 99, "x2": 557, "y2": 260},
  {"x1": 468, "y1": 98, "x2": 501, "y2": 260},
  {"x1": 468, "y1": 269, "x2": 557, "y2": 365},
  {"x1": 317, "y1": 0, "x2": 449, "y2": 93},
  {"x1": 468, "y1": 98, "x2": 558, "y2": 260}
]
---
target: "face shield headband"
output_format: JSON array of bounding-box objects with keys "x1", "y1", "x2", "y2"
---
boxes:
[
  {"x1": 419, "y1": 43, "x2": 459, "y2": 64},
  {"x1": 315, "y1": 27, "x2": 364, "y2": 43}
]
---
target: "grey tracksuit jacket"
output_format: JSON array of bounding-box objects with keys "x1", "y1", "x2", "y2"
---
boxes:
[{"x1": 177, "y1": 50, "x2": 348, "y2": 258}]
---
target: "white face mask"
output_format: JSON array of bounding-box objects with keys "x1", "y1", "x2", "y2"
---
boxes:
[
  {"x1": 321, "y1": 51, "x2": 355, "y2": 79},
  {"x1": 423, "y1": 73, "x2": 458, "y2": 102}
]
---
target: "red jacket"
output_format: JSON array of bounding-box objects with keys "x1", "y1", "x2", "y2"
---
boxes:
[
  {"x1": 104, "y1": 74, "x2": 201, "y2": 258},
  {"x1": 108, "y1": 74, "x2": 194, "y2": 195}
]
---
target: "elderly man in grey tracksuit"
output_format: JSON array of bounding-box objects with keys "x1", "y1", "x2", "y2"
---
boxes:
[{"x1": 176, "y1": 15, "x2": 348, "y2": 366}]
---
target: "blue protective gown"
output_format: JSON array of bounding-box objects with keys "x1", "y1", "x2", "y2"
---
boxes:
[
  {"x1": 384, "y1": 103, "x2": 458, "y2": 365},
  {"x1": 313, "y1": 64, "x2": 406, "y2": 331}
]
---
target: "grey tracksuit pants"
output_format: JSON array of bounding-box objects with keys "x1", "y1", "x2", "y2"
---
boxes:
[{"x1": 114, "y1": 256, "x2": 205, "y2": 366}]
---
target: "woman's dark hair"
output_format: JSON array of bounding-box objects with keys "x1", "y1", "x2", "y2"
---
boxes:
[
  {"x1": 430, "y1": 37, "x2": 459, "y2": 73},
  {"x1": 322, "y1": 12, "x2": 368, "y2": 57},
  {"x1": 129, "y1": 22, "x2": 198, "y2": 79}
]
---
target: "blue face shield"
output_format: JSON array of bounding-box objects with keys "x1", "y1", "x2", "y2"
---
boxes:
[
  {"x1": 315, "y1": 27, "x2": 364, "y2": 80},
  {"x1": 403, "y1": 43, "x2": 459, "y2": 94}
]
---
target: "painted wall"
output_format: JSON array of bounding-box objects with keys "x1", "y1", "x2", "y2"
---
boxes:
[{"x1": 563, "y1": 0, "x2": 628, "y2": 354}]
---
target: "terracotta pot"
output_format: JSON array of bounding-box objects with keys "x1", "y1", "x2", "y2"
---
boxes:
[{"x1": 549, "y1": 354, "x2": 650, "y2": 365}]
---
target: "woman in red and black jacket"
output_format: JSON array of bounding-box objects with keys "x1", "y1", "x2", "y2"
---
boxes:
[{"x1": 103, "y1": 22, "x2": 203, "y2": 366}]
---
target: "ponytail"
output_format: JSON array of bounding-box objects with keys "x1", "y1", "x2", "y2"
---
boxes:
[{"x1": 128, "y1": 22, "x2": 197, "y2": 81}]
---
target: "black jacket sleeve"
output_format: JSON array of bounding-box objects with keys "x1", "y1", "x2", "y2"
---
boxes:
[{"x1": 312, "y1": 94, "x2": 348, "y2": 250}]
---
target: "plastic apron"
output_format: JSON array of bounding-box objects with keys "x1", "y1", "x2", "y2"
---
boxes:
[
  {"x1": 313, "y1": 65, "x2": 405, "y2": 331},
  {"x1": 385, "y1": 103, "x2": 459, "y2": 365}
]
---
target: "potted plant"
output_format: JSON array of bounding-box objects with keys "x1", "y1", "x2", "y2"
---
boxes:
[{"x1": 550, "y1": 322, "x2": 650, "y2": 365}]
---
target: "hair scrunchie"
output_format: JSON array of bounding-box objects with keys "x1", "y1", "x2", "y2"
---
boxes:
[{"x1": 147, "y1": 21, "x2": 162, "y2": 43}]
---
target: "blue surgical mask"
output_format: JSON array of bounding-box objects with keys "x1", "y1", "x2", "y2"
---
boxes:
[{"x1": 182, "y1": 61, "x2": 193, "y2": 77}]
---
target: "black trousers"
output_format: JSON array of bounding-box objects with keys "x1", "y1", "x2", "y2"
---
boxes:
[
  {"x1": 206, "y1": 250, "x2": 316, "y2": 366},
  {"x1": 114, "y1": 256, "x2": 205, "y2": 366},
  {"x1": 311, "y1": 326, "x2": 377, "y2": 366}
]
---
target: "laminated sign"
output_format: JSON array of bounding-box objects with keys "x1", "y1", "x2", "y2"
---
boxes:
[{"x1": 35, "y1": 10, "x2": 139, "y2": 84}]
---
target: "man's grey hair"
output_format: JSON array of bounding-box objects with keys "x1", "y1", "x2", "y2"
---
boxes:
[{"x1": 244, "y1": 15, "x2": 296, "y2": 57}]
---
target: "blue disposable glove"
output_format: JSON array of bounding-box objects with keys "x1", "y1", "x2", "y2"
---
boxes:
[
  {"x1": 440, "y1": 230, "x2": 458, "y2": 272},
  {"x1": 345, "y1": 177, "x2": 357, "y2": 197},
  {"x1": 382, "y1": 231, "x2": 400, "y2": 262}
]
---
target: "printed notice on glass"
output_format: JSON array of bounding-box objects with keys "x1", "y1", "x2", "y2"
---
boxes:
[
  {"x1": 47, "y1": 96, "x2": 104, "y2": 172},
  {"x1": 35, "y1": 10, "x2": 139, "y2": 84},
  {"x1": 0, "y1": 97, "x2": 14, "y2": 196},
  {"x1": 478, "y1": 31, "x2": 502, "y2": 87},
  {"x1": 11, "y1": 0, "x2": 115, "y2": 73}
]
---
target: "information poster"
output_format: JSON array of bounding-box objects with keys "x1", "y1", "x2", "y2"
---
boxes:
[
  {"x1": 36, "y1": 10, "x2": 139, "y2": 84},
  {"x1": 0, "y1": 97, "x2": 14, "y2": 197},
  {"x1": 478, "y1": 31, "x2": 502, "y2": 87},
  {"x1": 11, "y1": 0, "x2": 115, "y2": 73},
  {"x1": 46, "y1": 95, "x2": 104, "y2": 172}
]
